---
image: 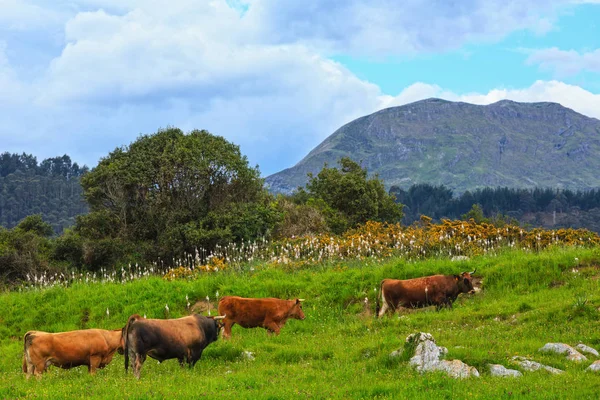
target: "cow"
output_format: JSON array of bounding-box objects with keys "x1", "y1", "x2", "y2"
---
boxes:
[
  {"x1": 123, "y1": 314, "x2": 225, "y2": 379},
  {"x1": 217, "y1": 296, "x2": 305, "y2": 339},
  {"x1": 22, "y1": 328, "x2": 124, "y2": 378},
  {"x1": 376, "y1": 270, "x2": 476, "y2": 317}
]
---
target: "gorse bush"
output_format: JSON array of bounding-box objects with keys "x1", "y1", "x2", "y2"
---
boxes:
[{"x1": 14, "y1": 218, "x2": 600, "y2": 290}]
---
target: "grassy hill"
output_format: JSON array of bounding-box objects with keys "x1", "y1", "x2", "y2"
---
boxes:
[
  {"x1": 266, "y1": 99, "x2": 600, "y2": 194},
  {"x1": 2, "y1": 246, "x2": 600, "y2": 398}
]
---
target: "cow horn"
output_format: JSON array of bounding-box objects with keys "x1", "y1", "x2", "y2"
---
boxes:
[
  {"x1": 298, "y1": 299, "x2": 305, "y2": 302},
  {"x1": 469, "y1": 269, "x2": 476, "y2": 275},
  {"x1": 213, "y1": 315, "x2": 226, "y2": 320}
]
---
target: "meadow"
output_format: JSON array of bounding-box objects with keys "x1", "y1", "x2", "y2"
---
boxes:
[{"x1": 2, "y1": 245, "x2": 600, "y2": 399}]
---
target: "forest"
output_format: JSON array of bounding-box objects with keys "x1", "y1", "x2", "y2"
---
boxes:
[
  {"x1": 0, "y1": 153, "x2": 88, "y2": 233},
  {"x1": 392, "y1": 184, "x2": 600, "y2": 231}
]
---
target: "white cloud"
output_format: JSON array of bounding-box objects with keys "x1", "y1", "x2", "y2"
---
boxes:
[
  {"x1": 526, "y1": 47, "x2": 600, "y2": 76},
  {"x1": 245, "y1": 0, "x2": 568, "y2": 55},
  {"x1": 0, "y1": 0, "x2": 66, "y2": 31}
]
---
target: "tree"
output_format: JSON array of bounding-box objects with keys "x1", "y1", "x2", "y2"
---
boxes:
[
  {"x1": 299, "y1": 157, "x2": 403, "y2": 234},
  {"x1": 78, "y1": 128, "x2": 277, "y2": 268}
]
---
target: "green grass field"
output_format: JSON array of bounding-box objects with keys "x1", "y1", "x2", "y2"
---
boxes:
[{"x1": 2, "y1": 247, "x2": 600, "y2": 399}]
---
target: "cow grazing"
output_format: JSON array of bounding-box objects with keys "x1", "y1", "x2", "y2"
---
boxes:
[
  {"x1": 123, "y1": 314, "x2": 225, "y2": 379},
  {"x1": 376, "y1": 270, "x2": 476, "y2": 317},
  {"x1": 217, "y1": 296, "x2": 305, "y2": 339},
  {"x1": 22, "y1": 328, "x2": 124, "y2": 378}
]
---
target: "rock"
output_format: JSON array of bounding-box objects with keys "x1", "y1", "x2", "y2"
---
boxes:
[
  {"x1": 488, "y1": 364, "x2": 522, "y2": 377},
  {"x1": 512, "y1": 356, "x2": 564, "y2": 374},
  {"x1": 437, "y1": 360, "x2": 480, "y2": 378},
  {"x1": 389, "y1": 349, "x2": 403, "y2": 358},
  {"x1": 404, "y1": 332, "x2": 478, "y2": 378},
  {"x1": 576, "y1": 344, "x2": 599, "y2": 357},
  {"x1": 587, "y1": 360, "x2": 600, "y2": 372},
  {"x1": 241, "y1": 351, "x2": 255, "y2": 361},
  {"x1": 538, "y1": 343, "x2": 587, "y2": 362}
]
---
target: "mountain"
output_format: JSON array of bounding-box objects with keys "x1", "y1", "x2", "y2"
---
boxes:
[{"x1": 265, "y1": 98, "x2": 600, "y2": 194}]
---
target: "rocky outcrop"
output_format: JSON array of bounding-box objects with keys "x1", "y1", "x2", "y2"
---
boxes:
[
  {"x1": 576, "y1": 344, "x2": 599, "y2": 357},
  {"x1": 511, "y1": 356, "x2": 564, "y2": 374},
  {"x1": 539, "y1": 343, "x2": 587, "y2": 362},
  {"x1": 403, "y1": 332, "x2": 479, "y2": 378},
  {"x1": 488, "y1": 364, "x2": 522, "y2": 377},
  {"x1": 587, "y1": 360, "x2": 600, "y2": 372}
]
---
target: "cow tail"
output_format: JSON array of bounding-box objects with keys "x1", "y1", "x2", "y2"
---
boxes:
[
  {"x1": 123, "y1": 314, "x2": 140, "y2": 373},
  {"x1": 22, "y1": 331, "x2": 35, "y2": 373},
  {"x1": 375, "y1": 280, "x2": 384, "y2": 317}
]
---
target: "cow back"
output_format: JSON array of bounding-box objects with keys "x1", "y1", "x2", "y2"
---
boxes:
[{"x1": 218, "y1": 296, "x2": 300, "y2": 327}]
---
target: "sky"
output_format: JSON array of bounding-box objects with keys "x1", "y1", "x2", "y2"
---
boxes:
[{"x1": 1, "y1": 1, "x2": 600, "y2": 176}]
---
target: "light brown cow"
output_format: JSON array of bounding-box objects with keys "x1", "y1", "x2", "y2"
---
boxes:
[
  {"x1": 217, "y1": 296, "x2": 305, "y2": 339},
  {"x1": 22, "y1": 328, "x2": 124, "y2": 378},
  {"x1": 376, "y1": 270, "x2": 476, "y2": 317}
]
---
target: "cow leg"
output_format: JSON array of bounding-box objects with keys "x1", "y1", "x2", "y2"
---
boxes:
[
  {"x1": 378, "y1": 300, "x2": 391, "y2": 317},
  {"x1": 24, "y1": 355, "x2": 35, "y2": 379},
  {"x1": 264, "y1": 321, "x2": 281, "y2": 335},
  {"x1": 223, "y1": 320, "x2": 234, "y2": 340},
  {"x1": 190, "y1": 349, "x2": 203, "y2": 367},
  {"x1": 88, "y1": 356, "x2": 102, "y2": 375},
  {"x1": 133, "y1": 353, "x2": 146, "y2": 380},
  {"x1": 33, "y1": 361, "x2": 46, "y2": 378}
]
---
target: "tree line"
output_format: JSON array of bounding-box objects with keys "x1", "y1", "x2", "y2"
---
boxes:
[
  {"x1": 0, "y1": 129, "x2": 402, "y2": 285},
  {"x1": 0, "y1": 153, "x2": 88, "y2": 234},
  {"x1": 391, "y1": 184, "x2": 600, "y2": 231}
]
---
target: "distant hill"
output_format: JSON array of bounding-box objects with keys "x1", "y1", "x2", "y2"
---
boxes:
[{"x1": 266, "y1": 98, "x2": 600, "y2": 194}]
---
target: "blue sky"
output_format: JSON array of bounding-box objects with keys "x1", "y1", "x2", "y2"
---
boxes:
[{"x1": 1, "y1": 1, "x2": 599, "y2": 176}]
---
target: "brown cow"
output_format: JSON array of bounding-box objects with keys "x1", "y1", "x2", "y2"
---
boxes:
[
  {"x1": 217, "y1": 296, "x2": 305, "y2": 339},
  {"x1": 376, "y1": 270, "x2": 476, "y2": 317},
  {"x1": 22, "y1": 328, "x2": 124, "y2": 378},
  {"x1": 123, "y1": 314, "x2": 224, "y2": 379}
]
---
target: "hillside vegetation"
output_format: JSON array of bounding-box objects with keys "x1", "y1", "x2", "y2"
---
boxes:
[
  {"x1": 2, "y1": 246, "x2": 600, "y2": 399},
  {"x1": 266, "y1": 98, "x2": 600, "y2": 194}
]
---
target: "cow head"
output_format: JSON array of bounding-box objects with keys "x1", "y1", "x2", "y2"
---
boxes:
[
  {"x1": 211, "y1": 315, "x2": 226, "y2": 331},
  {"x1": 457, "y1": 271, "x2": 476, "y2": 294},
  {"x1": 290, "y1": 299, "x2": 306, "y2": 320}
]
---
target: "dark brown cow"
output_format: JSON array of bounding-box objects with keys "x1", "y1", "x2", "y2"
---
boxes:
[
  {"x1": 123, "y1": 314, "x2": 224, "y2": 379},
  {"x1": 22, "y1": 328, "x2": 124, "y2": 378},
  {"x1": 217, "y1": 296, "x2": 305, "y2": 339},
  {"x1": 376, "y1": 270, "x2": 476, "y2": 317}
]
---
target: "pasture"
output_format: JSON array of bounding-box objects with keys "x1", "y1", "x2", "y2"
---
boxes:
[{"x1": 2, "y1": 246, "x2": 600, "y2": 399}]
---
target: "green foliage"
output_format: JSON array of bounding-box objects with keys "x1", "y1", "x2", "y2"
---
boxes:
[
  {"x1": 298, "y1": 157, "x2": 403, "y2": 234},
  {"x1": 16, "y1": 214, "x2": 54, "y2": 237},
  {"x1": 0, "y1": 215, "x2": 56, "y2": 283},
  {"x1": 462, "y1": 204, "x2": 486, "y2": 223},
  {"x1": 272, "y1": 197, "x2": 328, "y2": 238},
  {"x1": 77, "y1": 128, "x2": 277, "y2": 269}
]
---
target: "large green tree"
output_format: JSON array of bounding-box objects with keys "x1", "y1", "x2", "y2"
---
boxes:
[
  {"x1": 296, "y1": 157, "x2": 403, "y2": 234},
  {"x1": 77, "y1": 128, "x2": 277, "y2": 268}
]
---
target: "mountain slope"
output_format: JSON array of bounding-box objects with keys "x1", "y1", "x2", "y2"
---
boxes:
[{"x1": 266, "y1": 98, "x2": 600, "y2": 194}]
